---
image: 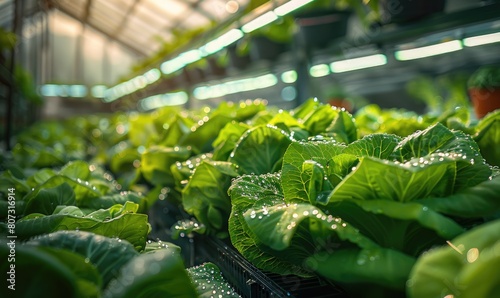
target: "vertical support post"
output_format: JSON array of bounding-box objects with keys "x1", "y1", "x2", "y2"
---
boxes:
[
  {"x1": 292, "y1": 33, "x2": 312, "y2": 107},
  {"x1": 5, "y1": 0, "x2": 23, "y2": 151}
]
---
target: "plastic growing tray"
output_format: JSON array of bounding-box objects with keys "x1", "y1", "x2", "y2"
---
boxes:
[{"x1": 195, "y1": 235, "x2": 348, "y2": 298}]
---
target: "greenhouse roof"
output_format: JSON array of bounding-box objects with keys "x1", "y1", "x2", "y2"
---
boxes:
[{"x1": 0, "y1": 0, "x2": 250, "y2": 57}]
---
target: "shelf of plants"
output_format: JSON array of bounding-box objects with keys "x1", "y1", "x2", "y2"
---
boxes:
[{"x1": 1, "y1": 96, "x2": 500, "y2": 297}]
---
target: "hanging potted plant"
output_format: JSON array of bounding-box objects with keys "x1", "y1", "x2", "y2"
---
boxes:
[{"x1": 468, "y1": 65, "x2": 500, "y2": 119}]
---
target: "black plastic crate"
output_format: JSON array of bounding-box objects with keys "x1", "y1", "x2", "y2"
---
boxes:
[{"x1": 195, "y1": 235, "x2": 348, "y2": 298}]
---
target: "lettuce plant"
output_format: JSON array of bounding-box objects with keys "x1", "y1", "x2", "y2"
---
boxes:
[
  {"x1": 0, "y1": 231, "x2": 239, "y2": 298},
  {"x1": 228, "y1": 123, "x2": 499, "y2": 296}
]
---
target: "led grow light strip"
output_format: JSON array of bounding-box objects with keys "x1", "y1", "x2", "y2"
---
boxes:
[
  {"x1": 241, "y1": 11, "x2": 278, "y2": 33},
  {"x1": 281, "y1": 70, "x2": 297, "y2": 83},
  {"x1": 103, "y1": 68, "x2": 161, "y2": 102},
  {"x1": 39, "y1": 84, "x2": 88, "y2": 97},
  {"x1": 463, "y1": 32, "x2": 500, "y2": 47},
  {"x1": 330, "y1": 54, "x2": 387, "y2": 73},
  {"x1": 91, "y1": 85, "x2": 107, "y2": 98},
  {"x1": 309, "y1": 64, "x2": 330, "y2": 77},
  {"x1": 274, "y1": 0, "x2": 315, "y2": 16},
  {"x1": 199, "y1": 29, "x2": 244, "y2": 56},
  {"x1": 139, "y1": 91, "x2": 188, "y2": 111},
  {"x1": 193, "y1": 74, "x2": 278, "y2": 100},
  {"x1": 395, "y1": 40, "x2": 462, "y2": 61}
]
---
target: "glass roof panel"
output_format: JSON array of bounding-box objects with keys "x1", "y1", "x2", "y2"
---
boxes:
[
  {"x1": 144, "y1": 0, "x2": 189, "y2": 19},
  {"x1": 199, "y1": 0, "x2": 231, "y2": 21},
  {"x1": 179, "y1": 10, "x2": 212, "y2": 30},
  {"x1": 121, "y1": 21, "x2": 153, "y2": 41},
  {"x1": 123, "y1": 12, "x2": 160, "y2": 35},
  {"x1": 112, "y1": 0, "x2": 136, "y2": 7},
  {"x1": 93, "y1": 0, "x2": 128, "y2": 22},
  {"x1": 133, "y1": 3, "x2": 173, "y2": 27},
  {"x1": 57, "y1": 0, "x2": 86, "y2": 19}
]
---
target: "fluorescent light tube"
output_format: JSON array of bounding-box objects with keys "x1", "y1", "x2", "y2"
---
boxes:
[
  {"x1": 143, "y1": 68, "x2": 161, "y2": 84},
  {"x1": 463, "y1": 32, "x2": 500, "y2": 47},
  {"x1": 179, "y1": 49, "x2": 202, "y2": 65},
  {"x1": 281, "y1": 70, "x2": 297, "y2": 83},
  {"x1": 330, "y1": 54, "x2": 387, "y2": 73},
  {"x1": 161, "y1": 56, "x2": 185, "y2": 74},
  {"x1": 91, "y1": 85, "x2": 107, "y2": 98},
  {"x1": 274, "y1": 0, "x2": 315, "y2": 16},
  {"x1": 309, "y1": 64, "x2": 330, "y2": 77},
  {"x1": 139, "y1": 92, "x2": 188, "y2": 111},
  {"x1": 40, "y1": 84, "x2": 59, "y2": 97},
  {"x1": 395, "y1": 40, "x2": 462, "y2": 61},
  {"x1": 200, "y1": 29, "x2": 244, "y2": 55},
  {"x1": 69, "y1": 85, "x2": 88, "y2": 97},
  {"x1": 241, "y1": 11, "x2": 278, "y2": 33},
  {"x1": 193, "y1": 74, "x2": 277, "y2": 100}
]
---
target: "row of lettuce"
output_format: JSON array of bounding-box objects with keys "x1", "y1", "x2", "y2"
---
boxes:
[
  {"x1": 1, "y1": 98, "x2": 500, "y2": 297},
  {"x1": 0, "y1": 159, "x2": 240, "y2": 296}
]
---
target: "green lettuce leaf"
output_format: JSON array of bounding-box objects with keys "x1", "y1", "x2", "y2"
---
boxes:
[
  {"x1": 182, "y1": 160, "x2": 239, "y2": 237},
  {"x1": 58, "y1": 160, "x2": 91, "y2": 181},
  {"x1": 12, "y1": 140, "x2": 67, "y2": 168},
  {"x1": 24, "y1": 182, "x2": 76, "y2": 215},
  {"x1": 187, "y1": 263, "x2": 241, "y2": 298},
  {"x1": 407, "y1": 219, "x2": 500, "y2": 298},
  {"x1": 418, "y1": 175, "x2": 500, "y2": 219},
  {"x1": 325, "y1": 200, "x2": 464, "y2": 256},
  {"x1": 170, "y1": 153, "x2": 213, "y2": 192},
  {"x1": 303, "y1": 104, "x2": 341, "y2": 136},
  {"x1": 103, "y1": 246, "x2": 197, "y2": 298},
  {"x1": 212, "y1": 122, "x2": 251, "y2": 161},
  {"x1": 27, "y1": 230, "x2": 139, "y2": 286},
  {"x1": 128, "y1": 113, "x2": 161, "y2": 147},
  {"x1": 328, "y1": 156, "x2": 456, "y2": 202},
  {"x1": 228, "y1": 172, "x2": 313, "y2": 276},
  {"x1": 158, "y1": 113, "x2": 193, "y2": 147},
  {"x1": 343, "y1": 134, "x2": 402, "y2": 159},
  {"x1": 41, "y1": 247, "x2": 102, "y2": 298},
  {"x1": 281, "y1": 140, "x2": 345, "y2": 203},
  {"x1": 179, "y1": 113, "x2": 233, "y2": 154},
  {"x1": 395, "y1": 124, "x2": 491, "y2": 191},
  {"x1": 0, "y1": 242, "x2": 77, "y2": 297},
  {"x1": 324, "y1": 110, "x2": 358, "y2": 144},
  {"x1": 171, "y1": 218, "x2": 206, "y2": 239},
  {"x1": 228, "y1": 124, "x2": 294, "y2": 175},
  {"x1": 26, "y1": 168, "x2": 57, "y2": 187},
  {"x1": 306, "y1": 247, "x2": 415, "y2": 290},
  {"x1": 290, "y1": 98, "x2": 321, "y2": 120},
  {"x1": 141, "y1": 145, "x2": 191, "y2": 186},
  {"x1": 0, "y1": 169, "x2": 30, "y2": 197},
  {"x1": 78, "y1": 191, "x2": 145, "y2": 211},
  {"x1": 474, "y1": 110, "x2": 500, "y2": 166},
  {"x1": 16, "y1": 203, "x2": 149, "y2": 251}
]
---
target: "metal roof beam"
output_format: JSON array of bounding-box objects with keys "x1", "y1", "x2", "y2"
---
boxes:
[
  {"x1": 165, "y1": 0, "x2": 216, "y2": 29},
  {"x1": 110, "y1": 0, "x2": 142, "y2": 38},
  {"x1": 49, "y1": 3, "x2": 147, "y2": 57},
  {"x1": 82, "y1": 0, "x2": 93, "y2": 23}
]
